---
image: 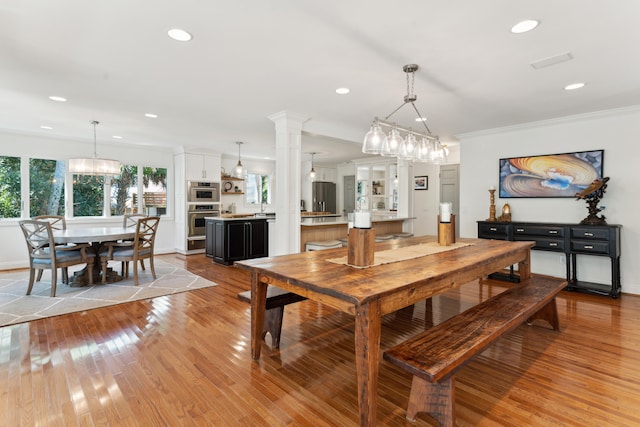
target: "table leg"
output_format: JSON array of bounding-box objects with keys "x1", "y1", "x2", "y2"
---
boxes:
[
  {"x1": 251, "y1": 271, "x2": 267, "y2": 360},
  {"x1": 518, "y1": 249, "x2": 531, "y2": 280},
  {"x1": 354, "y1": 301, "x2": 381, "y2": 427}
]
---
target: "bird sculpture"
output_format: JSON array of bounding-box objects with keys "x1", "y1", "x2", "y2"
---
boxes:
[{"x1": 575, "y1": 177, "x2": 610, "y2": 225}]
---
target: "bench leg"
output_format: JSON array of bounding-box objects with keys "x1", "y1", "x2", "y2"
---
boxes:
[
  {"x1": 406, "y1": 376, "x2": 455, "y2": 427},
  {"x1": 263, "y1": 306, "x2": 285, "y2": 349},
  {"x1": 526, "y1": 298, "x2": 560, "y2": 331}
]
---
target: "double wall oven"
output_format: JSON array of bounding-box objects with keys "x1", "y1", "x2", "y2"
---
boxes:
[{"x1": 187, "y1": 181, "x2": 220, "y2": 251}]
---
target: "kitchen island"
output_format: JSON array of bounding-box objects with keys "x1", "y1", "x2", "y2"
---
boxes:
[
  {"x1": 300, "y1": 214, "x2": 411, "y2": 252},
  {"x1": 205, "y1": 216, "x2": 269, "y2": 265}
]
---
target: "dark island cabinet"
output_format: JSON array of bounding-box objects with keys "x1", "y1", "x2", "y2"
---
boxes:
[
  {"x1": 206, "y1": 218, "x2": 268, "y2": 265},
  {"x1": 477, "y1": 221, "x2": 621, "y2": 298}
]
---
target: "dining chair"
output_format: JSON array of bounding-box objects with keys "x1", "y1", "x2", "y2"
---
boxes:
[
  {"x1": 33, "y1": 215, "x2": 71, "y2": 283},
  {"x1": 122, "y1": 213, "x2": 148, "y2": 275},
  {"x1": 19, "y1": 220, "x2": 94, "y2": 297},
  {"x1": 99, "y1": 216, "x2": 160, "y2": 286}
]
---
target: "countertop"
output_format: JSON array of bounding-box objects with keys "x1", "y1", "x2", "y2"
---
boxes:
[{"x1": 301, "y1": 214, "x2": 411, "y2": 226}]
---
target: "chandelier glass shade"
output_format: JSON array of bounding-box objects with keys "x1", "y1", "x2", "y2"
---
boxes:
[
  {"x1": 68, "y1": 121, "x2": 121, "y2": 176},
  {"x1": 362, "y1": 64, "x2": 447, "y2": 163},
  {"x1": 306, "y1": 152, "x2": 317, "y2": 182}
]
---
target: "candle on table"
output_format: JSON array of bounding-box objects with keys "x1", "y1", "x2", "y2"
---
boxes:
[
  {"x1": 353, "y1": 211, "x2": 371, "y2": 228},
  {"x1": 439, "y1": 203, "x2": 452, "y2": 223}
]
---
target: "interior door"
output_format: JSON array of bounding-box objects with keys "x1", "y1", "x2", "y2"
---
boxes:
[{"x1": 440, "y1": 164, "x2": 460, "y2": 237}]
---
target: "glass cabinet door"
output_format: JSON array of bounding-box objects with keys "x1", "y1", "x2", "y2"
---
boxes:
[{"x1": 356, "y1": 166, "x2": 370, "y2": 210}]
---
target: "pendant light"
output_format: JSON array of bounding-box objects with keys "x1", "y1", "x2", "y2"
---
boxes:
[
  {"x1": 234, "y1": 141, "x2": 244, "y2": 178},
  {"x1": 68, "y1": 121, "x2": 120, "y2": 176},
  {"x1": 307, "y1": 152, "x2": 317, "y2": 182}
]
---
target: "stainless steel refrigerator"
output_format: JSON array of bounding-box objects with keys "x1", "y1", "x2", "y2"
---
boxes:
[{"x1": 312, "y1": 181, "x2": 336, "y2": 213}]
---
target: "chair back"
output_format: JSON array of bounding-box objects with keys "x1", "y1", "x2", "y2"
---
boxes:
[
  {"x1": 134, "y1": 216, "x2": 160, "y2": 255},
  {"x1": 19, "y1": 220, "x2": 56, "y2": 263},
  {"x1": 33, "y1": 215, "x2": 66, "y2": 230},
  {"x1": 123, "y1": 213, "x2": 148, "y2": 228}
]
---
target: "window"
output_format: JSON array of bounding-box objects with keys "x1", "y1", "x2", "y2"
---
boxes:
[
  {"x1": 245, "y1": 173, "x2": 271, "y2": 205},
  {"x1": 72, "y1": 174, "x2": 106, "y2": 217},
  {"x1": 0, "y1": 155, "x2": 21, "y2": 218},
  {"x1": 0, "y1": 154, "x2": 168, "y2": 219},
  {"x1": 30, "y1": 158, "x2": 65, "y2": 217}
]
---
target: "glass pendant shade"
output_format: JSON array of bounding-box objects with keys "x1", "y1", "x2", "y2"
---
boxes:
[
  {"x1": 307, "y1": 167, "x2": 316, "y2": 182},
  {"x1": 416, "y1": 137, "x2": 432, "y2": 163},
  {"x1": 234, "y1": 160, "x2": 244, "y2": 178},
  {"x1": 382, "y1": 128, "x2": 403, "y2": 156},
  {"x1": 362, "y1": 123, "x2": 387, "y2": 154},
  {"x1": 398, "y1": 133, "x2": 417, "y2": 160}
]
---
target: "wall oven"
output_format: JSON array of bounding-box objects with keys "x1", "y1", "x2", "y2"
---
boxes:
[
  {"x1": 188, "y1": 204, "x2": 220, "y2": 238},
  {"x1": 188, "y1": 181, "x2": 220, "y2": 203}
]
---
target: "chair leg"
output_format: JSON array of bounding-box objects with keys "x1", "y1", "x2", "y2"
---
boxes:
[
  {"x1": 149, "y1": 256, "x2": 156, "y2": 280},
  {"x1": 36, "y1": 269, "x2": 43, "y2": 283},
  {"x1": 140, "y1": 259, "x2": 146, "y2": 271},
  {"x1": 26, "y1": 268, "x2": 36, "y2": 295},
  {"x1": 133, "y1": 261, "x2": 139, "y2": 286},
  {"x1": 50, "y1": 268, "x2": 57, "y2": 297}
]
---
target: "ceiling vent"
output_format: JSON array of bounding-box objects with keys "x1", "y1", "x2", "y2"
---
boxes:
[{"x1": 530, "y1": 52, "x2": 573, "y2": 70}]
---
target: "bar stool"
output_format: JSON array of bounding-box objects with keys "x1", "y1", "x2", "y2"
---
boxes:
[
  {"x1": 375, "y1": 234, "x2": 395, "y2": 242},
  {"x1": 305, "y1": 240, "x2": 342, "y2": 251},
  {"x1": 394, "y1": 232, "x2": 414, "y2": 238}
]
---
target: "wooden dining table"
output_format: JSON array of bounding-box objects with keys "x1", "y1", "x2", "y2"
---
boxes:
[
  {"x1": 52, "y1": 226, "x2": 135, "y2": 286},
  {"x1": 235, "y1": 235, "x2": 534, "y2": 426}
]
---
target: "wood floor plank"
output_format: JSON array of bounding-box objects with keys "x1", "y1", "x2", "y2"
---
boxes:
[{"x1": 1, "y1": 253, "x2": 640, "y2": 426}]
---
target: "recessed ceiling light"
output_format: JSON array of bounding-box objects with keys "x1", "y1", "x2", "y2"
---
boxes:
[
  {"x1": 168, "y1": 28, "x2": 193, "y2": 42},
  {"x1": 145, "y1": 113, "x2": 158, "y2": 118},
  {"x1": 511, "y1": 19, "x2": 540, "y2": 34},
  {"x1": 336, "y1": 87, "x2": 350, "y2": 95},
  {"x1": 40, "y1": 125, "x2": 53, "y2": 130},
  {"x1": 564, "y1": 82, "x2": 586, "y2": 91},
  {"x1": 415, "y1": 117, "x2": 427, "y2": 122},
  {"x1": 112, "y1": 135, "x2": 123, "y2": 139},
  {"x1": 49, "y1": 96, "x2": 67, "y2": 102}
]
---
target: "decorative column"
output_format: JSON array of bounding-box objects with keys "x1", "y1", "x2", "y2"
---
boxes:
[{"x1": 268, "y1": 111, "x2": 309, "y2": 255}]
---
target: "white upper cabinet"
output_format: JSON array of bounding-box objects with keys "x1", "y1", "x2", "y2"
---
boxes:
[{"x1": 185, "y1": 153, "x2": 221, "y2": 181}]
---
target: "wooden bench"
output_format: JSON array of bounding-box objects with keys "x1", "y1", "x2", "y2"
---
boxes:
[
  {"x1": 383, "y1": 275, "x2": 566, "y2": 426},
  {"x1": 237, "y1": 286, "x2": 307, "y2": 349}
]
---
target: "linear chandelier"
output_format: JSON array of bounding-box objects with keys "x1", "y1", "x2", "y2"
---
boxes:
[
  {"x1": 362, "y1": 64, "x2": 447, "y2": 164},
  {"x1": 68, "y1": 121, "x2": 121, "y2": 176}
]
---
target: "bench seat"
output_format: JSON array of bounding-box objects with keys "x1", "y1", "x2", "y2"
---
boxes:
[
  {"x1": 237, "y1": 286, "x2": 307, "y2": 349},
  {"x1": 383, "y1": 275, "x2": 566, "y2": 426}
]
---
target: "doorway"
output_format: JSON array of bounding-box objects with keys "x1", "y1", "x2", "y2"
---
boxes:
[{"x1": 439, "y1": 164, "x2": 460, "y2": 237}]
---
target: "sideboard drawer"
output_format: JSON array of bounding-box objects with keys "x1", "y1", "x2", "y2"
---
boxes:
[
  {"x1": 514, "y1": 225, "x2": 565, "y2": 237},
  {"x1": 571, "y1": 227, "x2": 609, "y2": 241},
  {"x1": 570, "y1": 240, "x2": 610, "y2": 255},
  {"x1": 478, "y1": 223, "x2": 509, "y2": 240}
]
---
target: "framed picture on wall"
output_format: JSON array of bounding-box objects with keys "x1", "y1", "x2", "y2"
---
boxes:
[
  {"x1": 499, "y1": 149, "x2": 604, "y2": 198},
  {"x1": 414, "y1": 176, "x2": 428, "y2": 190}
]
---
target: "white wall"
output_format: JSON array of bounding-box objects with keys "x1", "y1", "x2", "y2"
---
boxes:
[
  {"x1": 0, "y1": 131, "x2": 176, "y2": 269},
  {"x1": 459, "y1": 106, "x2": 640, "y2": 295}
]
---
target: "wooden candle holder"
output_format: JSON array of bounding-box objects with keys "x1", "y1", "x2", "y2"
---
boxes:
[
  {"x1": 438, "y1": 222, "x2": 454, "y2": 246},
  {"x1": 348, "y1": 228, "x2": 375, "y2": 267},
  {"x1": 437, "y1": 214, "x2": 456, "y2": 245}
]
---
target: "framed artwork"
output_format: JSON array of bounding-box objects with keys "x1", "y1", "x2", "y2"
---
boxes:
[
  {"x1": 414, "y1": 176, "x2": 428, "y2": 190},
  {"x1": 499, "y1": 149, "x2": 604, "y2": 198}
]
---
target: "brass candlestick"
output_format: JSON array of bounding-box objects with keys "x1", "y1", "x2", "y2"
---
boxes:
[{"x1": 487, "y1": 189, "x2": 497, "y2": 222}]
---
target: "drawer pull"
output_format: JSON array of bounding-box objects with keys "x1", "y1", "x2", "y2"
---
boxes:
[
  {"x1": 548, "y1": 230, "x2": 558, "y2": 234},
  {"x1": 516, "y1": 228, "x2": 524, "y2": 232},
  {"x1": 584, "y1": 245, "x2": 594, "y2": 249},
  {"x1": 549, "y1": 243, "x2": 558, "y2": 247},
  {"x1": 489, "y1": 227, "x2": 497, "y2": 231},
  {"x1": 584, "y1": 232, "x2": 594, "y2": 237}
]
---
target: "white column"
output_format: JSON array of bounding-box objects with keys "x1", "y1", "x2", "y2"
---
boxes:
[{"x1": 268, "y1": 111, "x2": 309, "y2": 255}]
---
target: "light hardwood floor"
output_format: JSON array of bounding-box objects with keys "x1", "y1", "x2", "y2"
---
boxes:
[{"x1": 1, "y1": 253, "x2": 639, "y2": 426}]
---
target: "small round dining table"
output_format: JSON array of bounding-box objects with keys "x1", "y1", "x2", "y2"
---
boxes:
[{"x1": 52, "y1": 226, "x2": 136, "y2": 286}]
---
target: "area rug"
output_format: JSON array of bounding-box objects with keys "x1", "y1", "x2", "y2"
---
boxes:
[{"x1": 0, "y1": 260, "x2": 217, "y2": 327}]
